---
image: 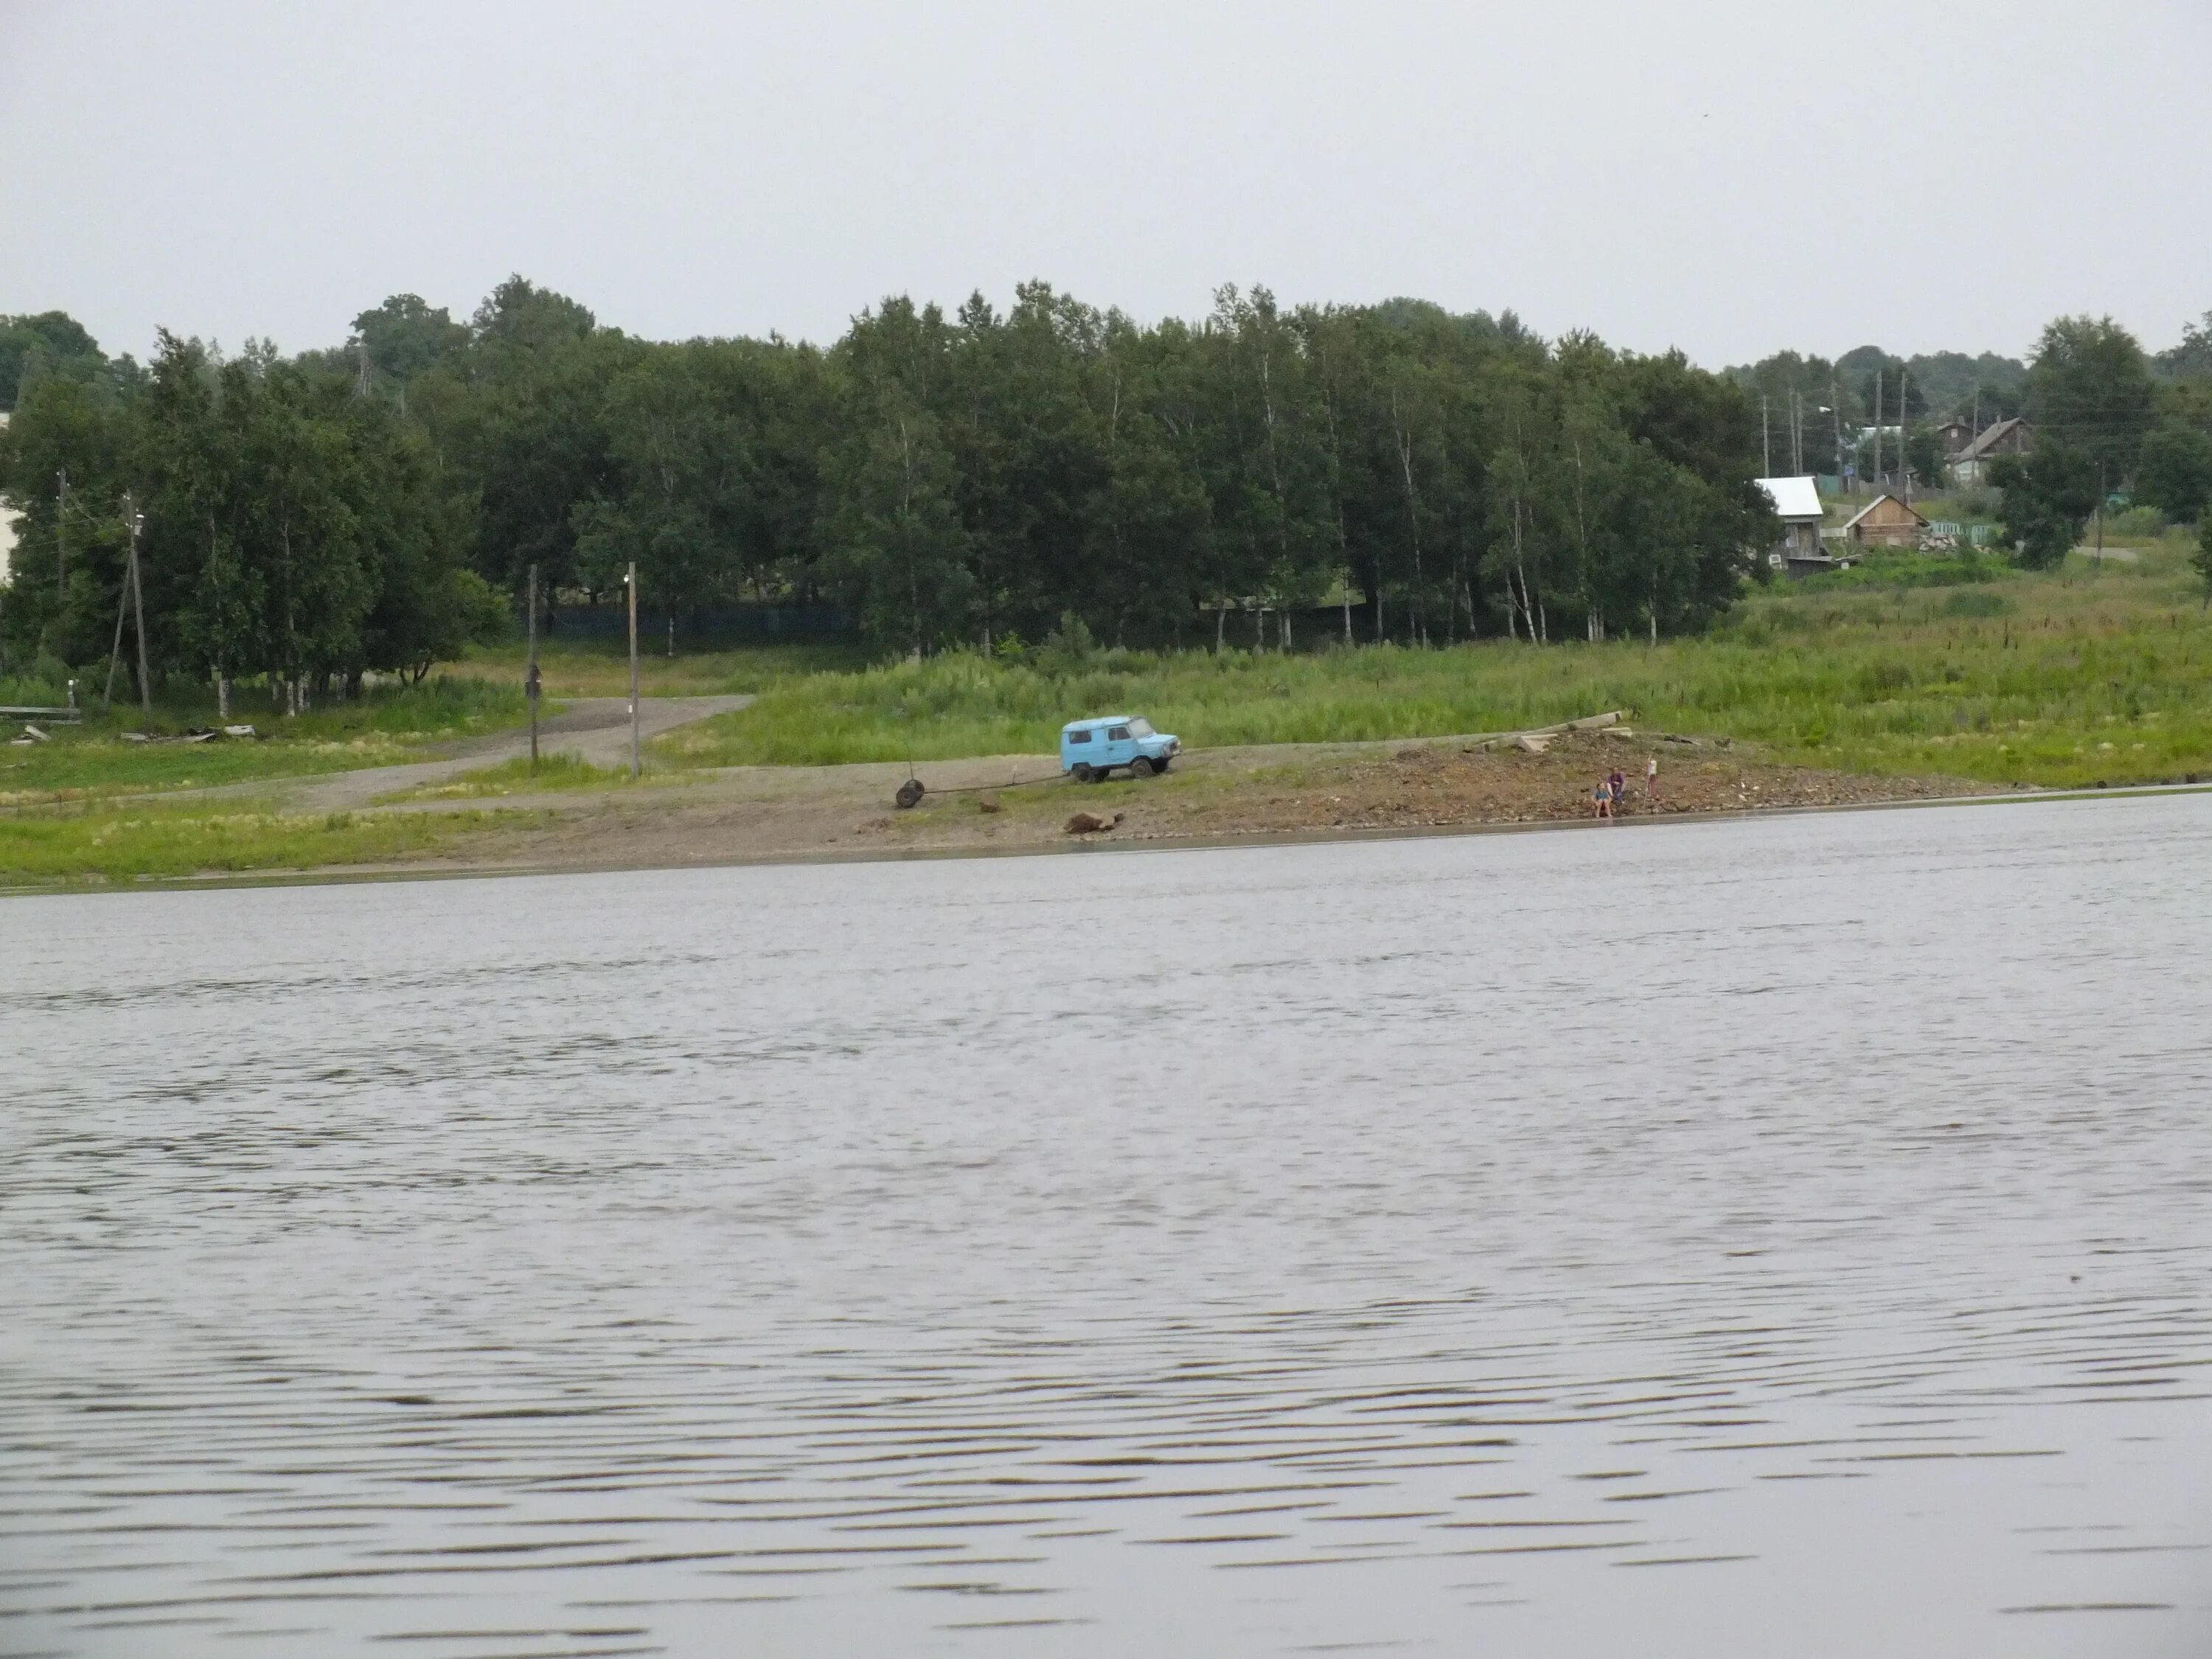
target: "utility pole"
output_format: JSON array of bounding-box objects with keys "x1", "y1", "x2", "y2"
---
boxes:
[
  {"x1": 526, "y1": 563, "x2": 540, "y2": 773},
  {"x1": 1899, "y1": 370, "x2": 1911, "y2": 506},
  {"x1": 56, "y1": 470, "x2": 69, "y2": 589},
  {"x1": 1832, "y1": 375, "x2": 1846, "y2": 487},
  {"x1": 123, "y1": 495, "x2": 151, "y2": 717},
  {"x1": 627, "y1": 561, "x2": 641, "y2": 779},
  {"x1": 1873, "y1": 370, "x2": 1884, "y2": 493},
  {"x1": 1762, "y1": 396, "x2": 1771, "y2": 476},
  {"x1": 2096, "y1": 462, "x2": 2106, "y2": 571}
]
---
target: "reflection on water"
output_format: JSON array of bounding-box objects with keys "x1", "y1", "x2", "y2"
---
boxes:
[{"x1": 4, "y1": 796, "x2": 2211, "y2": 1658}]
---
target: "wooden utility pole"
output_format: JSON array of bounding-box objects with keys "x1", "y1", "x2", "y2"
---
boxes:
[
  {"x1": 1761, "y1": 396, "x2": 1771, "y2": 476},
  {"x1": 627, "y1": 560, "x2": 641, "y2": 779},
  {"x1": 128, "y1": 502, "x2": 151, "y2": 717},
  {"x1": 2096, "y1": 462, "x2": 2106, "y2": 571},
  {"x1": 1899, "y1": 371, "x2": 1911, "y2": 505},
  {"x1": 1873, "y1": 371, "x2": 1884, "y2": 492},
  {"x1": 525, "y1": 563, "x2": 540, "y2": 773},
  {"x1": 56, "y1": 470, "x2": 69, "y2": 588},
  {"x1": 102, "y1": 571, "x2": 131, "y2": 711},
  {"x1": 1833, "y1": 375, "x2": 1845, "y2": 491}
]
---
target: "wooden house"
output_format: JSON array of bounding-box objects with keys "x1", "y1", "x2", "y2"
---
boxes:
[
  {"x1": 1951, "y1": 417, "x2": 2032, "y2": 484},
  {"x1": 1843, "y1": 493, "x2": 1930, "y2": 548},
  {"x1": 1755, "y1": 476, "x2": 1837, "y2": 575},
  {"x1": 1935, "y1": 417, "x2": 1975, "y2": 456}
]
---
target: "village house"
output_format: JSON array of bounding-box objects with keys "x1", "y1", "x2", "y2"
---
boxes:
[
  {"x1": 1934, "y1": 417, "x2": 1975, "y2": 456},
  {"x1": 1843, "y1": 492, "x2": 1930, "y2": 548},
  {"x1": 1950, "y1": 417, "x2": 2032, "y2": 484},
  {"x1": 0, "y1": 414, "x2": 14, "y2": 584},
  {"x1": 1755, "y1": 475, "x2": 1834, "y2": 575}
]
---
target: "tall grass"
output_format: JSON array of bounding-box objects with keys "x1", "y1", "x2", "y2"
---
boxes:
[
  {"x1": 658, "y1": 553, "x2": 2212, "y2": 789},
  {"x1": 450, "y1": 639, "x2": 867, "y2": 698}
]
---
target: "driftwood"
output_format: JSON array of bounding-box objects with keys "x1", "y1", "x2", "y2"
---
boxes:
[{"x1": 1470, "y1": 710, "x2": 1624, "y2": 754}]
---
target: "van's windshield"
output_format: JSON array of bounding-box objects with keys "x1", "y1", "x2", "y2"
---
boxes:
[{"x1": 1126, "y1": 718, "x2": 1155, "y2": 738}]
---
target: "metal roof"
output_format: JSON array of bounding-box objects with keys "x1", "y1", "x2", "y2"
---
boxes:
[
  {"x1": 1957, "y1": 417, "x2": 2028, "y2": 462},
  {"x1": 1754, "y1": 476, "x2": 1824, "y2": 521}
]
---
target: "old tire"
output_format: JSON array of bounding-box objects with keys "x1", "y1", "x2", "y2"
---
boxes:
[
  {"x1": 1070, "y1": 762, "x2": 1094, "y2": 785},
  {"x1": 1130, "y1": 755, "x2": 1157, "y2": 779}
]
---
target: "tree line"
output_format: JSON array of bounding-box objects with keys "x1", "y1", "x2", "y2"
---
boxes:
[
  {"x1": 0, "y1": 330, "x2": 503, "y2": 706},
  {"x1": 16, "y1": 282, "x2": 2207, "y2": 693},
  {"x1": 1, "y1": 280, "x2": 1774, "y2": 688}
]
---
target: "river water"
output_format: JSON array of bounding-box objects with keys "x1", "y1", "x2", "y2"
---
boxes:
[{"x1": 4, "y1": 796, "x2": 2211, "y2": 1658}]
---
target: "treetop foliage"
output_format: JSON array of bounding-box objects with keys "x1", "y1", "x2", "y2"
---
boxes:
[
  {"x1": 3, "y1": 276, "x2": 1778, "y2": 670},
  {"x1": 8, "y1": 283, "x2": 2211, "y2": 688}
]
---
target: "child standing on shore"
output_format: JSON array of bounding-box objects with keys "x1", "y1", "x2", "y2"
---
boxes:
[{"x1": 1646, "y1": 755, "x2": 1659, "y2": 802}]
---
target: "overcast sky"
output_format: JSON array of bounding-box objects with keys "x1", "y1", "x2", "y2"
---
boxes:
[{"x1": 4, "y1": 1, "x2": 2208, "y2": 369}]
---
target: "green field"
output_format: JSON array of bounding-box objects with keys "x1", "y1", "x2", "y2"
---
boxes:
[
  {"x1": 0, "y1": 677, "x2": 530, "y2": 805},
  {"x1": 655, "y1": 540, "x2": 2212, "y2": 790},
  {"x1": 445, "y1": 639, "x2": 866, "y2": 698}
]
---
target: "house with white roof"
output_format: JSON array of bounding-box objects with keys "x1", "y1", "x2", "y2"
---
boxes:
[
  {"x1": 0, "y1": 413, "x2": 15, "y2": 585},
  {"x1": 1754, "y1": 475, "x2": 1834, "y2": 574}
]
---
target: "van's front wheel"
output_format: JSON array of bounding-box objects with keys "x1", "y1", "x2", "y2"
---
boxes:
[
  {"x1": 1070, "y1": 762, "x2": 1094, "y2": 784},
  {"x1": 1130, "y1": 756, "x2": 1157, "y2": 779}
]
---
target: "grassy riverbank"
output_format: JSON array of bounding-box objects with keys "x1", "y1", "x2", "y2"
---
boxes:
[
  {"x1": 0, "y1": 799, "x2": 529, "y2": 885},
  {"x1": 658, "y1": 545, "x2": 2212, "y2": 790},
  {"x1": 0, "y1": 678, "x2": 529, "y2": 806},
  {"x1": 8, "y1": 538, "x2": 2210, "y2": 888}
]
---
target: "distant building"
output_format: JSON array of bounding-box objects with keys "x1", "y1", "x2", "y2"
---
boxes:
[
  {"x1": 1842, "y1": 493, "x2": 1930, "y2": 548},
  {"x1": 1934, "y1": 417, "x2": 1975, "y2": 456},
  {"x1": 1755, "y1": 475, "x2": 1837, "y2": 576},
  {"x1": 1951, "y1": 417, "x2": 2032, "y2": 484},
  {"x1": 0, "y1": 413, "x2": 13, "y2": 583}
]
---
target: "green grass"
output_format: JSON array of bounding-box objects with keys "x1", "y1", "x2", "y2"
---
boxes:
[
  {"x1": 449, "y1": 639, "x2": 867, "y2": 698},
  {"x1": 379, "y1": 754, "x2": 647, "y2": 800},
  {"x1": 657, "y1": 547, "x2": 2212, "y2": 790},
  {"x1": 0, "y1": 677, "x2": 532, "y2": 804},
  {"x1": 0, "y1": 799, "x2": 528, "y2": 886}
]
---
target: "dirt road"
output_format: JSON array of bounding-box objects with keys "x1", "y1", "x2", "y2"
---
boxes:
[{"x1": 291, "y1": 695, "x2": 751, "y2": 811}]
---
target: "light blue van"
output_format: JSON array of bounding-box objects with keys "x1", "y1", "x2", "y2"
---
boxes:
[{"x1": 1060, "y1": 715, "x2": 1180, "y2": 782}]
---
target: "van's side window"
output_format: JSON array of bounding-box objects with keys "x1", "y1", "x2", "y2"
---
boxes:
[
  {"x1": 1067, "y1": 728, "x2": 1091, "y2": 743},
  {"x1": 1107, "y1": 726, "x2": 1130, "y2": 741}
]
